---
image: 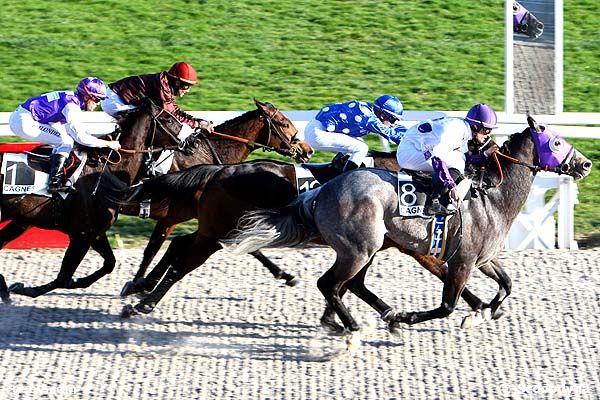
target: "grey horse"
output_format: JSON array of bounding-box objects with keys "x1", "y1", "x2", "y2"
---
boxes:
[{"x1": 222, "y1": 116, "x2": 592, "y2": 346}]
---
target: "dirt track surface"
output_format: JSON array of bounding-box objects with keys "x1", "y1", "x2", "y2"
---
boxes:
[{"x1": 0, "y1": 247, "x2": 598, "y2": 399}]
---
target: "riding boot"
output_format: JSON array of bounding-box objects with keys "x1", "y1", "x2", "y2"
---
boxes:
[
  {"x1": 47, "y1": 154, "x2": 74, "y2": 194},
  {"x1": 342, "y1": 160, "x2": 360, "y2": 172},
  {"x1": 424, "y1": 183, "x2": 454, "y2": 216}
]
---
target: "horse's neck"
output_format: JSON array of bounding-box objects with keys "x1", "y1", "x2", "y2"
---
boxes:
[{"x1": 105, "y1": 117, "x2": 151, "y2": 184}]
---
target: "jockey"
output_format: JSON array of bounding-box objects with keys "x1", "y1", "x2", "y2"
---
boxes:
[
  {"x1": 100, "y1": 61, "x2": 213, "y2": 142},
  {"x1": 396, "y1": 103, "x2": 500, "y2": 215},
  {"x1": 9, "y1": 77, "x2": 122, "y2": 193},
  {"x1": 304, "y1": 95, "x2": 408, "y2": 172}
]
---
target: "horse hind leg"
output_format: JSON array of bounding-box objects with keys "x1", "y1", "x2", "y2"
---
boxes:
[
  {"x1": 9, "y1": 236, "x2": 91, "y2": 298},
  {"x1": 121, "y1": 233, "x2": 218, "y2": 318},
  {"x1": 68, "y1": 234, "x2": 116, "y2": 289},
  {"x1": 0, "y1": 221, "x2": 30, "y2": 302},
  {"x1": 478, "y1": 258, "x2": 512, "y2": 320},
  {"x1": 250, "y1": 250, "x2": 300, "y2": 286},
  {"x1": 120, "y1": 223, "x2": 175, "y2": 297}
]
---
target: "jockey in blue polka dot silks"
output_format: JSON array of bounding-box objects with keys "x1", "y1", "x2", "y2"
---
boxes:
[
  {"x1": 9, "y1": 77, "x2": 122, "y2": 193},
  {"x1": 304, "y1": 95, "x2": 408, "y2": 172}
]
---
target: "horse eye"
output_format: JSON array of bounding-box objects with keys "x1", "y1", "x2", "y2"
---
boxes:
[{"x1": 549, "y1": 139, "x2": 562, "y2": 152}]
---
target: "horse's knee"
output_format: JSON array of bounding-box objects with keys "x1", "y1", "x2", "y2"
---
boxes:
[{"x1": 439, "y1": 302, "x2": 456, "y2": 317}]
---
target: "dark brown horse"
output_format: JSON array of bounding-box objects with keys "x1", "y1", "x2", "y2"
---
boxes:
[
  {"x1": 0, "y1": 101, "x2": 183, "y2": 300},
  {"x1": 118, "y1": 99, "x2": 313, "y2": 290},
  {"x1": 115, "y1": 153, "x2": 511, "y2": 322}
]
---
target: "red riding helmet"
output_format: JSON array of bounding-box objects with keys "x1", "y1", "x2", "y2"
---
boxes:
[{"x1": 167, "y1": 61, "x2": 198, "y2": 85}]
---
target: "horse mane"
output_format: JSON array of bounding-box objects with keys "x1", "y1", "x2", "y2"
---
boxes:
[{"x1": 216, "y1": 109, "x2": 261, "y2": 132}]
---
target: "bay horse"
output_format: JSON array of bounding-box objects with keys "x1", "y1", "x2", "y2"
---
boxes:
[
  {"x1": 118, "y1": 99, "x2": 313, "y2": 291},
  {"x1": 0, "y1": 101, "x2": 183, "y2": 300},
  {"x1": 115, "y1": 150, "x2": 512, "y2": 324},
  {"x1": 222, "y1": 116, "x2": 592, "y2": 345}
]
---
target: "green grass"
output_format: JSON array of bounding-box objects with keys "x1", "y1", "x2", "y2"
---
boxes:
[{"x1": 1, "y1": 0, "x2": 598, "y2": 246}]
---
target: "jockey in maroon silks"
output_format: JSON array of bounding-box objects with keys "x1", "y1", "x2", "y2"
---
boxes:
[{"x1": 101, "y1": 61, "x2": 213, "y2": 139}]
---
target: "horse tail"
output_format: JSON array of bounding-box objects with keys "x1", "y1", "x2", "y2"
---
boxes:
[{"x1": 221, "y1": 188, "x2": 322, "y2": 254}]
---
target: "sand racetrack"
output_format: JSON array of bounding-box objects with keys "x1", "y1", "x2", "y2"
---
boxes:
[{"x1": 0, "y1": 246, "x2": 598, "y2": 399}]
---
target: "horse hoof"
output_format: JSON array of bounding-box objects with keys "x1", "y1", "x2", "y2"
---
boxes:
[
  {"x1": 1, "y1": 294, "x2": 11, "y2": 304},
  {"x1": 120, "y1": 281, "x2": 136, "y2": 297},
  {"x1": 345, "y1": 330, "x2": 361, "y2": 354},
  {"x1": 285, "y1": 277, "x2": 301, "y2": 287},
  {"x1": 492, "y1": 308, "x2": 506, "y2": 320},
  {"x1": 481, "y1": 308, "x2": 493, "y2": 321},
  {"x1": 461, "y1": 311, "x2": 484, "y2": 329},
  {"x1": 8, "y1": 282, "x2": 24, "y2": 294},
  {"x1": 120, "y1": 304, "x2": 138, "y2": 319}
]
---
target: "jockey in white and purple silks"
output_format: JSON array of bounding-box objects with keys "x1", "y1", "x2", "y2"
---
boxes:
[
  {"x1": 396, "y1": 103, "x2": 500, "y2": 215},
  {"x1": 304, "y1": 95, "x2": 408, "y2": 172},
  {"x1": 9, "y1": 77, "x2": 121, "y2": 193}
]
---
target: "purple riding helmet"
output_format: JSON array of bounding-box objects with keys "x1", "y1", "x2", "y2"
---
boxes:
[
  {"x1": 466, "y1": 103, "x2": 498, "y2": 129},
  {"x1": 77, "y1": 77, "x2": 108, "y2": 101}
]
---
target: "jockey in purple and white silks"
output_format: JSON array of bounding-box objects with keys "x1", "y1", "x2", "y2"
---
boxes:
[
  {"x1": 396, "y1": 103, "x2": 499, "y2": 215},
  {"x1": 9, "y1": 77, "x2": 121, "y2": 193},
  {"x1": 304, "y1": 95, "x2": 408, "y2": 171}
]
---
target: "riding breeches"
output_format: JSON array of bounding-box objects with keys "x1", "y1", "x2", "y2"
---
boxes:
[
  {"x1": 9, "y1": 106, "x2": 74, "y2": 156},
  {"x1": 304, "y1": 119, "x2": 369, "y2": 166},
  {"x1": 100, "y1": 87, "x2": 137, "y2": 117},
  {"x1": 396, "y1": 140, "x2": 466, "y2": 173}
]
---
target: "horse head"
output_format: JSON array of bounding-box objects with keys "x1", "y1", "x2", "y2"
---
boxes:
[
  {"x1": 513, "y1": 1, "x2": 544, "y2": 38},
  {"x1": 254, "y1": 99, "x2": 313, "y2": 163},
  {"x1": 526, "y1": 116, "x2": 592, "y2": 180}
]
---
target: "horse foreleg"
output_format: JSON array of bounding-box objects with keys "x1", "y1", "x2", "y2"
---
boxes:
[
  {"x1": 478, "y1": 258, "x2": 512, "y2": 320},
  {"x1": 0, "y1": 274, "x2": 10, "y2": 302},
  {"x1": 250, "y1": 250, "x2": 299, "y2": 286},
  {"x1": 120, "y1": 223, "x2": 175, "y2": 297},
  {"x1": 390, "y1": 262, "x2": 472, "y2": 327},
  {"x1": 9, "y1": 237, "x2": 90, "y2": 298},
  {"x1": 69, "y1": 234, "x2": 116, "y2": 288},
  {"x1": 407, "y1": 251, "x2": 487, "y2": 311}
]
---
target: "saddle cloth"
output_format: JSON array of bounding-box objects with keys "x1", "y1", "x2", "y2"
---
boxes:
[{"x1": 1, "y1": 149, "x2": 86, "y2": 198}]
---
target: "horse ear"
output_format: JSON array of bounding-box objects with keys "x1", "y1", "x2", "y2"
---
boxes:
[
  {"x1": 527, "y1": 114, "x2": 541, "y2": 132},
  {"x1": 254, "y1": 98, "x2": 266, "y2": 108}
]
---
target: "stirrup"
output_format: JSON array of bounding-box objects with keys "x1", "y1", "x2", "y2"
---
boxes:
[
  {"x1": 424, "y1": 198, "x2": 455, "y2": 216},
  {"x1": 48, "y1": 181, "x2": 76, "y2": 194}
]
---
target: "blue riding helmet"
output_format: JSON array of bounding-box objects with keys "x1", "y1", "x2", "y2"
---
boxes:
[
  {"x1": 373, "y1": 94, "x2": 404, "y2": 121},
  {"x1": 466, "y1": 103, "x2": 498, "y2": 129},
  {"x1": 77, "y1": 77, "x2": 108, "y2": 101}
]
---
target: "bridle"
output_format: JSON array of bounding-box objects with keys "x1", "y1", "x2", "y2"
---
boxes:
[
  {"x1": 482, "y1": 129, "x2": 577, "y2": 188},
  {"x1": 192, "y1": 105, "x2": 302, "y2": 162}
]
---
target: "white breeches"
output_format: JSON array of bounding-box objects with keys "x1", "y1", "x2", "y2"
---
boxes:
[
  {"x1": 396, "y1": 141, "x2": 466, "y2": 173},
  {"x1": 304, "y1": 119, "x2": 369, "y2": 165},
  {"x1": 100, "y1": 87, "x2": 137, "y2": 117},
  {"x1": 9, "y1": 106, "x2": 73, "y2": 156}
]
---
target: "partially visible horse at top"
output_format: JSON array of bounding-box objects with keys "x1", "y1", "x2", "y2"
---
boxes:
[
  {"x1": 222, "y1": 116, "x2": 591, "y2": 347},
  {"x1": 0, "y1": 101, "x2": 183, "y2": 300},
  {"x1": 513, "y1": 0, "x2": 544, "y2": 38}
]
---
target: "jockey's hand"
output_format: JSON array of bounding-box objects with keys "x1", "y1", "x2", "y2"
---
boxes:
[
  {"x1": 449, "y1": 187, "x2": 462, "y2": 208},
  {"x1": 196, "y1": 119, "x2": 214, "y2": 133},
  {"x1": 484, "y1": 144, "x2": 500, "y2": 157},
  {"x1": 106, "y1": 141, "x2": 121, "y2": 151}
]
